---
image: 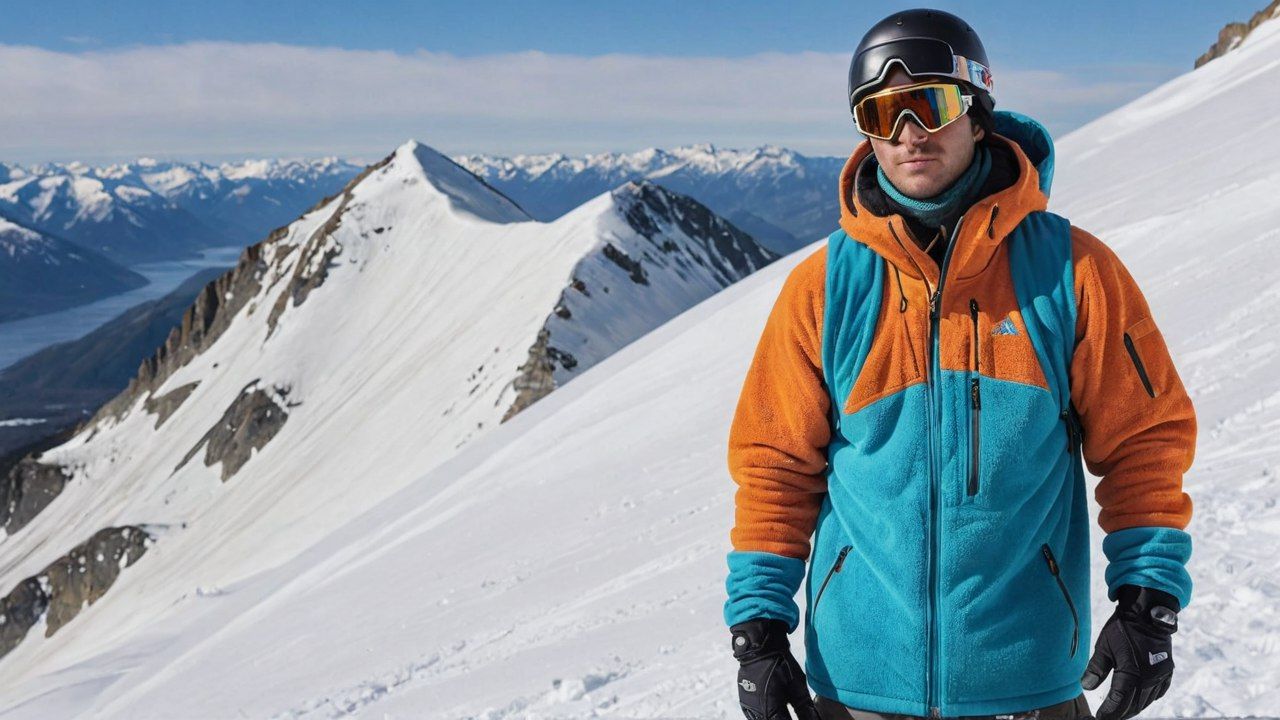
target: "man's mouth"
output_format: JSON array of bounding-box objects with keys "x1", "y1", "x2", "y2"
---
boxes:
[{"x1": 901, "y1": 157, "x2": 935, "y2": 167}]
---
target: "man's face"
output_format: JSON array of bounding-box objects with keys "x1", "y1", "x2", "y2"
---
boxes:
[{"x1": 863, "y1": 66, "x2": 985, "y2": 199}]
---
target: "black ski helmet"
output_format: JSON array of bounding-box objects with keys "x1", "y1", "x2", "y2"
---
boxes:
[{"x1": 848, "y1": 8, "x2": 996, "y2": 137}]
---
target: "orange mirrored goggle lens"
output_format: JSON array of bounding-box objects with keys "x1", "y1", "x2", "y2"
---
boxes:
[{"x1": 854, "y1": 81, "x2": 972, "y2": 140}]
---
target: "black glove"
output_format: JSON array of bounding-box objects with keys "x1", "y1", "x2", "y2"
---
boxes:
[
  {"x1": 730, "y1": 618, "x2": 820, "y2": 720},
  {"x1": 1082, "y1": 584, "x2": 1181, "y2": 720}
]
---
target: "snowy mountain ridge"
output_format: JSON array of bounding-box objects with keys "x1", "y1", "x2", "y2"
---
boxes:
[{"x1": 0, "y1": 137, "x2": 776, "y2": 702}]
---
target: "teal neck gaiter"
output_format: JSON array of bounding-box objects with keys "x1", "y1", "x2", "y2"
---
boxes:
[{"x1": 876, "y1": 143, "x2": 992, "y2": 229}]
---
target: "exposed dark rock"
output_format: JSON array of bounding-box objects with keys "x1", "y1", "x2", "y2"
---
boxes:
[
  {"x1": 570, "y1": 277, "x2": 590, "y2": 296},
  {"x1": 1, "y1": 458, "x2": 73, "y2": 535},
  {"x1": 175, "y1": 381, "x2": 293, "y2": 482},
  {"x1": 1196, "y1": 0, "x2": 1280, "y2": 67},
  {"x1": 546, "y1": 346, "x2": 578, "y2": 371},
  {"x1": 602, "y1": 242, "x2": 649, "y2": 286},
  {"x1": 143, "y1": 381, "x2": 201, "y2": 429},
  {"x1": 0, "y1": 525, "x2": 149, "y2": 660},
  {"x1": 501, "y1": 328, "x2": 557, "y2": 423}
]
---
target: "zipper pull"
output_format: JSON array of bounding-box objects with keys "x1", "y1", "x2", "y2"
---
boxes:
[
  {"x1": 1041, "y1": 544, "x2": 1059, "y2": 575},
  {"x1": 833, "y1": 545, "x2": 851, "y2": 572},
  {"x1": 1061, "y1": 408, "x2": 1080, "y2": 454},
  {"x1": 970, "y1": 377, "x2": 981, "y2": 409},
  {"x1": 929, "y1": 289, "x2": 940, "y2": 321}
]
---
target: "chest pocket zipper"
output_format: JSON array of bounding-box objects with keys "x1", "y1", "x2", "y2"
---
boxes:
[
  {"x1": 1040, "y1": 543, "x2": 1079, "y2": 657},
  {"x1": 813, "y1": 545, "x2": 852, "y2": 626},
  {"x1": 968, "y1": 298, "x2": 981, "y2": 497}
]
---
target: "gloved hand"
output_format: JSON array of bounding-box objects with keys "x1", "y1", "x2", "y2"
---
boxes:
[
  {"x1": 730, "y1": 618, "x2": 820, "y2": 720},
  {"x1": 1082, "y1": 584, "x2": 1181, "y2": 720}
]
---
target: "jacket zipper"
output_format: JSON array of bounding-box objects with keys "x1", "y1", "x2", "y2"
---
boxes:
[
  {"x1": 968, "y1": 298, "x2": 981, "y2": 497},
  {"x1": 1122, "y1": 331, "x2": 1157, "y2": 398},
  {"x1": 1061, "y1": 406, "x2": 1082, "y2": 456},
  {"x1": 1040, "y1": 543, "x2": 1080, "y2": 658},
  {"x1": 925, "y1": 217, "x2": 965, "y2": 717},
  {"x1": 812, "y1": 545, "x2": 852, "y2": 624}
]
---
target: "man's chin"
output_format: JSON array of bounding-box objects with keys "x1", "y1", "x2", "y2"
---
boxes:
[{"x1": 896, "y1": 180, "x2": 946, "y2": 199}]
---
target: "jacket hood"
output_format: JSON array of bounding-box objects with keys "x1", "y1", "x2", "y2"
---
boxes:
[{"x1": 837, "y1": 109, "x2": 1057, "y2": 284}]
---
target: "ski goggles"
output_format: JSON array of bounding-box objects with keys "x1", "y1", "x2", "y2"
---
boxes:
[{"x1": 852, "y1": 80, "x2": 974, "y2": 141}]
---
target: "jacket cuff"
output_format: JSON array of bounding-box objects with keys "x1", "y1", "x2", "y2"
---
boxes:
[
  {"x1": 723, "y1": 550, "x2": 806, "y2": 633},
  {"x1": 1102, "y1": 526, "x2": 1193, "y2": 609}
]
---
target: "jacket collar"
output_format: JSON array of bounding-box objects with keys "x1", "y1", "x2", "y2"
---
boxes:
[{"x1": 837, "y1": 109, "x2": 1057, "y2": 286}]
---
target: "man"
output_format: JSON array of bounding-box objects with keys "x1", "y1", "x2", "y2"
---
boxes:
[{"x1": 723, "y1": 9, "x2": 1195, "y2": 720}]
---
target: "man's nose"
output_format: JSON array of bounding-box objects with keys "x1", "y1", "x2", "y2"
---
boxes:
[{"x1": 892, "y1": 115, "x2": 929, "y2": 145}]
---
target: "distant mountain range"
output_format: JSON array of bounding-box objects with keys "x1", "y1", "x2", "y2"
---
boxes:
[
  {"x1": 0, "y1": 213, "x2": 147, "y2": 322},
  {"x1": 455, "y1": 143, "x2": 846, "y2": 256},
  {"x1": 0, "y1": 157, "x2": 363, "y2": 266}
]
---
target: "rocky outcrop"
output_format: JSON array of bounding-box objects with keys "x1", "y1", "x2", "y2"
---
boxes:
[
  {"x1": 143, "y1": 381, "x2": 201, "y2": 429},
  {"x1": 0, "y1": 458, "x2": 73, "y2": 535},
  {"x1": 175, "y1": 381, "x2": 296, "y2": 482},
  {"x1": 602, "y1": 242, "x2": 649, "y2": 286},
  {"x1": 0, "y1": 526, "x2": 150, "y2": 660},
  {"x1": 501, "y1": 329, "x2": 559, "y2": 423},
  {"x1": 1195, "y1": 0, "x2": 1280, "y2": 67}
]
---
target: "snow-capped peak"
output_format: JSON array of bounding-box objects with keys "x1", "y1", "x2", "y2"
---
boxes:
[{"x1": 393, "y1": 140, "x2": 530, "y2": 224}]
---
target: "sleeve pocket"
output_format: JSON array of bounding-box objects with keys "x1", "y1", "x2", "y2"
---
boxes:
[{"x1": 1122, "y1": 316, "x2": 1159, "y2": 398}]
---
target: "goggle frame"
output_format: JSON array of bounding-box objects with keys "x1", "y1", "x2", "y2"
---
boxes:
[{"x1": 853, "y1": 80, "x2": 975, "y2": 141}]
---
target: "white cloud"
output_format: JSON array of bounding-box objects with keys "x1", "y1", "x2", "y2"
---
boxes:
[{"x1": 0, "y1": 42, "x2": 1182, "y2": 162}]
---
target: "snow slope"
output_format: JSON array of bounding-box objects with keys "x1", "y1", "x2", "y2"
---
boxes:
[{"x1": 0, "y1": 138, "x2": 774, "y2": 717}]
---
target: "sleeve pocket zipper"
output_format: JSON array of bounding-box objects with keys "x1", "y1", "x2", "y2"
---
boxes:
[
  {"x1": 813, "y1": 545, "x2": 852, "y2": 625},
  {"x1": 1040, "y1": 543, "x2": 1079, "y2": 658},
  {"x1": 968, "y1": 299, "x2": 981, "y2": 496},
  {"x1": 1122, "y1": 331, "x2": 1157, "y2": 398}
]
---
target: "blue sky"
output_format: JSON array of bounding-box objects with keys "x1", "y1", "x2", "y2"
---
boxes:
[{"x1": 0, "y1": 0, "x2": 1265, "y2": 162}]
